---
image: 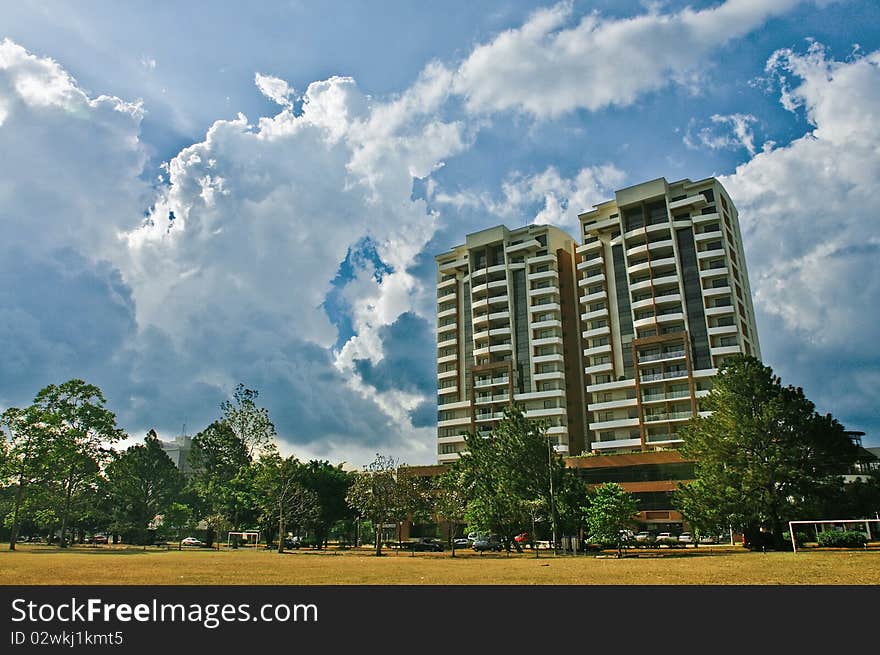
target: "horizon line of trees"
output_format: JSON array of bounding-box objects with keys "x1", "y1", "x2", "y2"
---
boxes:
[{"x1": 2, "y1": 355, "x2": 878, "y2": 555}]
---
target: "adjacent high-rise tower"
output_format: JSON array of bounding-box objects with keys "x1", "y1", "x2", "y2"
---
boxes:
[
  {"x1": 577, "y1": 176, "x2": 760, "y2": 453},
  {"x1": 434, "y1": 224, "x2": 586, "y2": 462}
]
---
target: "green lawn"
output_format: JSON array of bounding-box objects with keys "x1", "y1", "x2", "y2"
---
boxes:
[{"x1": 1, "y1": 543, "x2": 878, "y2": 585}]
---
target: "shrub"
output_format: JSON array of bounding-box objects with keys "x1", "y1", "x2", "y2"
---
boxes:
[
  {"x1": 656, "y1": 538, "x2": 685, "y2": 548},
  {"x1": 817, "y1": 530, "x2": 867, "y2": 548},
  {"x1": 782, "y1": 531, "x2": 813, "y2": 547}
]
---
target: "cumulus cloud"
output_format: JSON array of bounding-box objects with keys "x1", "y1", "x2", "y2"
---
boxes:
[
  {"x1": 0, "y1": 39, "x2": 466, "y2": 465},
  {"x1": 254, "y1": 72, "x2": 295, "y2": 108},
  {"x1": 721, "y1": 42, "x2": 880, "y2": 431},
  {"x1": 685, "y1": 113, "x2": 760, "y2": 155},
  {"x1": 452, "y1": 0, "x2": 805, "y2": 117},
  {"x1": 432, "y1": 164, "x2": 625, "y2": 235}
]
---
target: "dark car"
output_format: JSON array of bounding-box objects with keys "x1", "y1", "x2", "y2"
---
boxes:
[
  {"x1": 405, "y1": 538, "x2": 444, "y2": 552},
  {"x1": 473, "y1": 536, "x2": 503, "y2": 552}
]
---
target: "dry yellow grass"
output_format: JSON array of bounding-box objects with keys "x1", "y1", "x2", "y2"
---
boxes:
[{"x1": 1, "y1": 544, "x2": 879, "y2": 585}]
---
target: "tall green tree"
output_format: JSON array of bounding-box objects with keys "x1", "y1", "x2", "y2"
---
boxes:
[
  {"x1": 297, "y1": 460, "x2": 355, "y2": 549},
  {"x1": 254, "y1": 449, "x2": 319, "y2": 553},
  {"x1": 32, "y1": 380, "x2": 125, "y2": 548},
  {"x1": 676, "y1": 355, "x2": 859, "y2": 549},
  {"x1": 346, "y1": 454, "x2": 423, "y2": 556},
  {"x1": 435, "y1": 470, "x2": 468, "y2": 557},
  {"x1": 221, "y1": 384, "x2": 276, "y2": 459},
  {"x1": 585, "y1": 482, "x2": 638, "y2": 558},
  {"x1": 188, "y1": 420, "x2": 255, "y2": 544},
  {"x1": 104, "y1": 431, "x2": 185, "y2": 544},
  {"x1": 1, "y1": 405, "x2": 53, "y2": 550},
  {"x1": 454, "y1": 405, "x2": 567, "y2": 553}
]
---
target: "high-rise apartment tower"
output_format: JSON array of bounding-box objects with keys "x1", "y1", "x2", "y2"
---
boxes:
[
  {"x1": 435, "y1": 224, "x2": 586, "y2": 462},
  {"x1": 577, "y1": 177, "x2": 760, "y2": 453}
]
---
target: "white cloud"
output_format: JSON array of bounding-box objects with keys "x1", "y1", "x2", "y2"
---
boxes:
[
  {"x1": 452, "y1": 0, "x2": 804, "y2": 117},
  {"x1": 432, "y1": 164, "x2": 625, "y2": 236},
  {"x1": 254, "y1": 72, "x2": 295, "y2": 108},
  {"x1": 0, "y1": 39, "x2": 466, "y2": 466},
  {"x1": 685, "y1": 113, "x2": 760, "y2": 155},
  {"x1": 722, "y1": 43, "x2": 880, "y2": 352}
]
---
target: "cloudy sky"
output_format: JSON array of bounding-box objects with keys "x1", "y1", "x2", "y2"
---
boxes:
[{"x1": 1, "y1": 0, "x2": 878, "y2": 465}]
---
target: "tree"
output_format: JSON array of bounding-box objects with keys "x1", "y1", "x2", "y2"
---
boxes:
[
  {"x1": 32, "y1": 380, "x2": 125, "y2": 548},
  {"x1": 104, "y1": 431, "x2": 185, "y2": 544},
  {"x1": 297, "y1": 460, "x2": 355, "y2": 549},
  {"x1": 188, "y1": 420, "x2": 255, "y2": 545},
  {"x1": 254, "y1": 448, "x2": 319, "y2": 553},
  {"x1": 162, "y1": 502, "x2": 194, "y2": 542},
  {"x1": 454, "y1": 405, "x2": 567, "y2": 553},
  {"x1": 676, "y1": 355, "x2": 860, "y2": 549},
  {"x1": 585, "y1": 482, "x2": 638, "y2": 558},
  {"x1": 346, "y1": 454, "x2": 410, "y2": 556},
  {"x1": 434, "y1": 471, "x2": 467, "y2": 557},
  {"x1": 1, "y1": 405, "x2": 53, "y2": 550},
  {"x1": 221, "y1": 384, "x2": 276, "y2": 459}
]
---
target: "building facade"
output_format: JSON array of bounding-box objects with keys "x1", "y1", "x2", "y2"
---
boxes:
[
  {"x1": 435, "y1": 224, "x2": 587, "y2": 462},
  {"x1": 435, "y1": 176, "x2": 760, "y2": 462},
  {"x1": 577, "y1": 177, "x2": 759, "y2": 453}
]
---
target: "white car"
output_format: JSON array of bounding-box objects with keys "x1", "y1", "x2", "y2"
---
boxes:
[
  {"x1": 678, "y1": 532, "x2": 693, "y2": 543},
  {"x1": 635, "y1": 531, "x2": 652, "y2": 542},
  {"x1": 181, "y1": 537, "x2": 204, "y2": 547},
  {"x1": 655, "y1": 532, "x2": 676, "y2": 541}
]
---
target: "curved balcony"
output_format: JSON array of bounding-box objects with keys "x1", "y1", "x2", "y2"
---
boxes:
[
  {"x1": 529, "y1": 302, "x2": 561, "y2": 314},
  {"x1": 506, "y1": 239, "x2": 541, "y2": 254},
  {"x1": 581, "y1": 289, "x2": 607, "y2": 304},
  {"x1": 581, "y1": 307, "x2": 609, "y2": 322},
  {"x1": 584, "y1": 361, "x2": 613, "y2": 375},
  {"x1": 437, "y1": 369, "x2": 458, "y2": 380},
  {"x1": 437, "y1": 307, "x2": 457, "y2": 319},
  {"x1": 437, "y1": 322, "x2": 457, "y2": 335},
  {"x1": 527, "y1": 269, "x2": 558, "y2": 281},
  {"x1": 582, "y1": 325, "x2": 610, "y2": 339},
  {"x1": 532, "y1": 336, "x2": 563, "y2": 348},
  {"x1": 583, "y1": 343, "x2": 612, "y2": 358},
  {"x1": 578, "y1": 272, "x2": 606, "y2": 287},
  {"x1": 697, "y1": 248, "x2": 726, "y2": 260},
  {"x1": 529, "y1": 285, "x2": 559, "y2": 299}
]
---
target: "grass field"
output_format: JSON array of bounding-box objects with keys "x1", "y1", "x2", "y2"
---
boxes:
[{"x1": 2, "y1": 544, "x2": 879, "y2": 585}]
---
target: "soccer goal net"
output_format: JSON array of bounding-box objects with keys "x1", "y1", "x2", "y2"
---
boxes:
[
  {"x1": 227, "y1": 531, "x2": 260, "y2": 548},
  {"x1": 787, "y1": 519, "x2": 880, "y2": 553}
]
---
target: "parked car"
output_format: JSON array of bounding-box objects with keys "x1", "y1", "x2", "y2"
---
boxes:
[
  {"x1": 678, "y1": 532, "x2": 693, "y2": 544},
  {"x1": 699, "y1": 534, "x2": 717, "y2": 544},
  {"x1": 284, "y1": 536, "x2": 302, "y2": 549},
  {"x1": 92, "y1": 534, "x2": 109, "y2": 544},
  {"x1": 473, "y1": 536, "x2": 503, "y2": 552},
  {"x1": 181, "y1": 537, "x2": 204, "y2": 547},
  {"x1": 453, "y1": 537, "x2": 473, "y2": 548},
  {"x1": 514, "y1": 532, "x2": 531, "y2": 545},
  {"x1": 635, "y1": 531, "x2": 653, "y2": 542},
  {"x1": 655, "y1": 532, "x2": 676, "y2": 541},
  {"x1": 406, "y1": 538, "x2": 444, "y2": 552}
]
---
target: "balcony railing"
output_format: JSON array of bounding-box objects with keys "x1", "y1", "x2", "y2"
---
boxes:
[
  {"x1": 640, "y1": 370, "x2": 688, "y2": 382},
  {"x1": 639, "y1": 350, "x2": 685, "y2": 363}
]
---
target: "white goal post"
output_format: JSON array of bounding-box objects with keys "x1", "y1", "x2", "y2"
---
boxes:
[
  {"x1": 227, "y1": 531, "x2": 261, "y2": 548},
  {"x1": 787, "y1": 519, "x2": 880, "y2": 553}
]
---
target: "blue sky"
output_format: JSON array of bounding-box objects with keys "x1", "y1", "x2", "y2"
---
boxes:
[{"x1": 1, "y1": 0, "x2": 878, "y2": 464}]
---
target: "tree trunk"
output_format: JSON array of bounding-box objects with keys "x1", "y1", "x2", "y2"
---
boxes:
[
  {"x1": 9, "y1": 478, "x2": 26, "y2": 551},
  {"x1": 277, "y1": 504, "x2": 285, "y2": 554},
  {"x1": 59, "y1": 467, "x2": 75, "y2": 548},
  {"x1": 374, "y1": 525, "x2": 382, "y2": 557}
]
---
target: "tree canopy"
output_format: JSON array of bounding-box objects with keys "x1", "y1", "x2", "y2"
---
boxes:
[{"x1": 676, "y1": 355, "x2": 860, "y2": 549}]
